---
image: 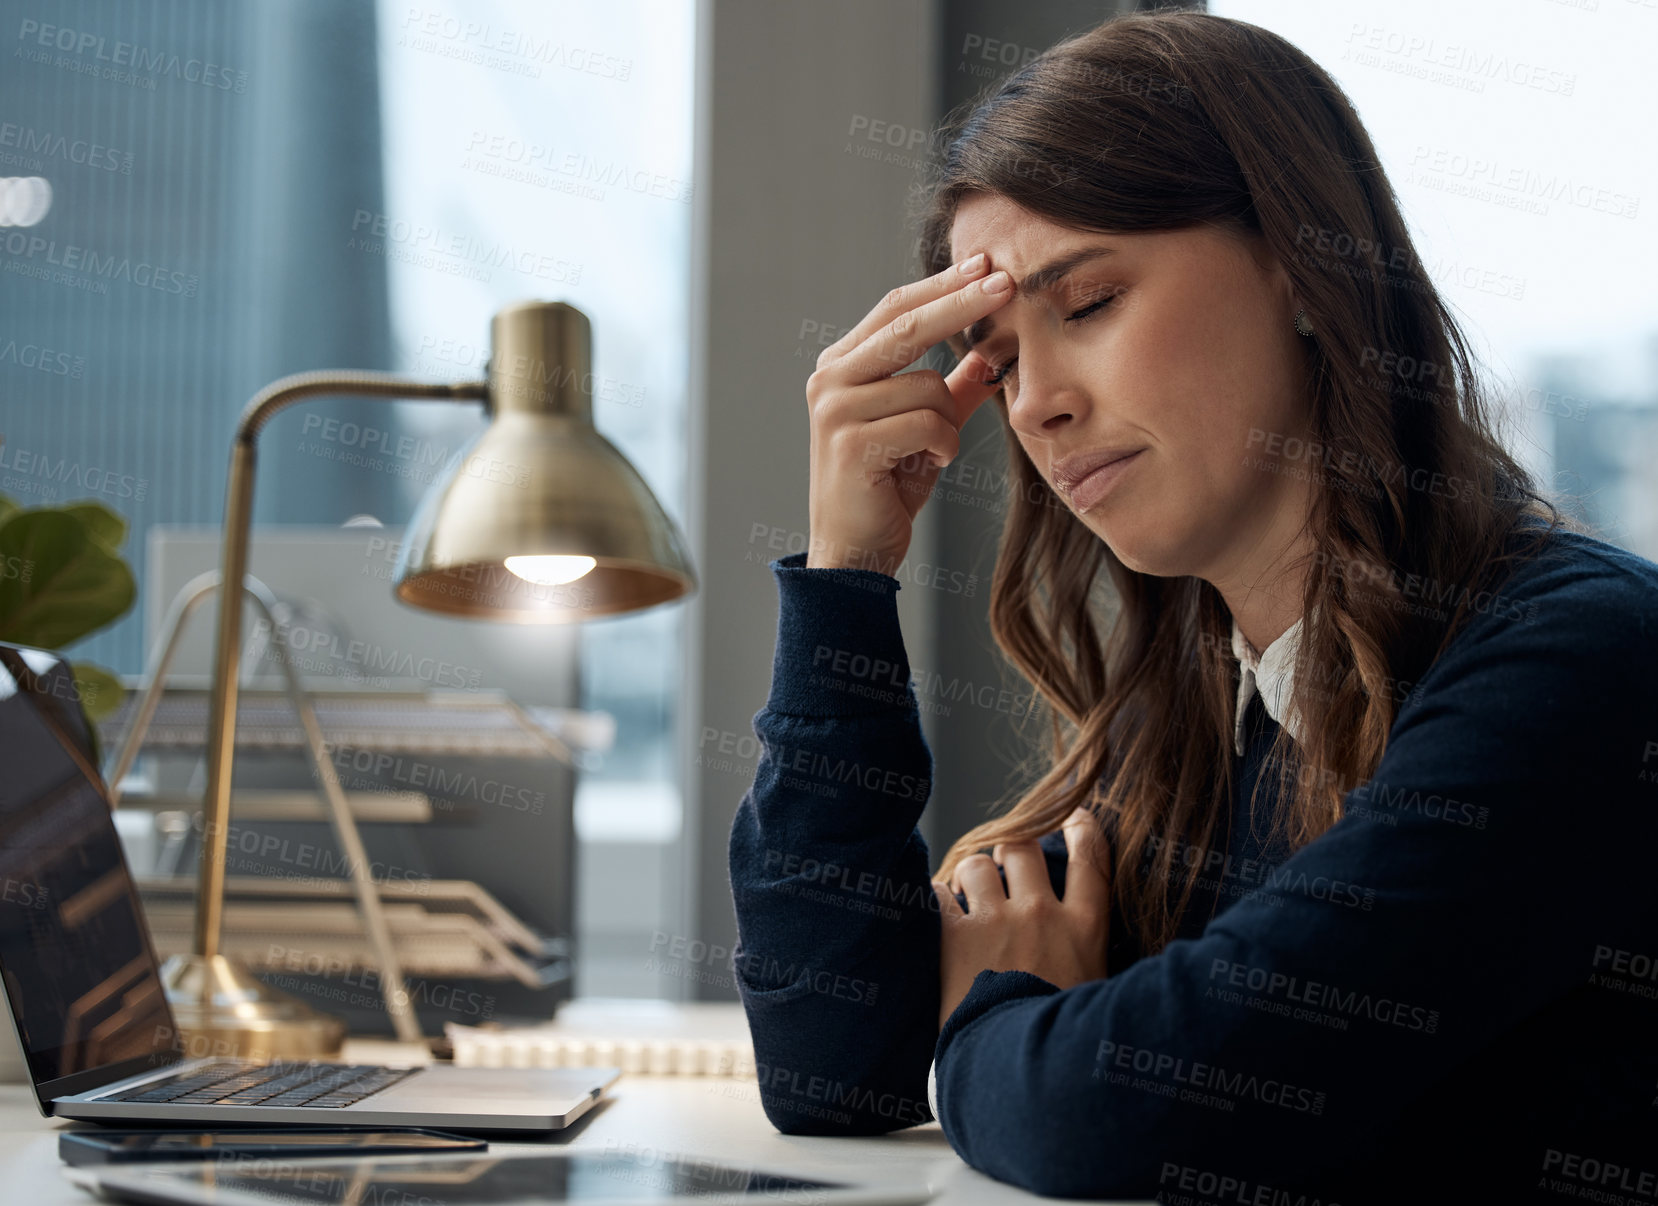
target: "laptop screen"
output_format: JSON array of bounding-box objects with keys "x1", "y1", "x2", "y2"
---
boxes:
[{"x1": 0, "y1": 644, "x2": 180, "y2": 1095}]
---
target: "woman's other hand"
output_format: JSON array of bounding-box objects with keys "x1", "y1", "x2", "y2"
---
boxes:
[{"x1": 934, "y1": 808, "x2": 1112, "y2": 1032}]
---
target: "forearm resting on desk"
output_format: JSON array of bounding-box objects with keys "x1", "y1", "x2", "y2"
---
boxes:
[{"x1": 727, "y1": 552, "x2": 941, "y2": 1135}]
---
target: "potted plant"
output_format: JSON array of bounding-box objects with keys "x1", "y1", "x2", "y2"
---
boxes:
[{"x1": 0, "y1": 488, "x2": 138, "y2": 730}]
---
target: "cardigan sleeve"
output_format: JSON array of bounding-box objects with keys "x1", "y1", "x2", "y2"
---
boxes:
[
  {"x1": 929, "y1": 546, "x2": 1658, "y2": 1198},
  {"x1": 725, "y1": 551, "x2": 941, "y2": 1134}
]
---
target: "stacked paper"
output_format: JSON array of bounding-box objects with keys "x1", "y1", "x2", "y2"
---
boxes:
[{"x1": 446, "y1": 997, "x2": 758, "y2": 1078}]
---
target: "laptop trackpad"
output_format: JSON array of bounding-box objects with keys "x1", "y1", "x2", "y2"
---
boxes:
[{"x1": 372, "y1": 1066, "x2": 616, "y2": 1109}]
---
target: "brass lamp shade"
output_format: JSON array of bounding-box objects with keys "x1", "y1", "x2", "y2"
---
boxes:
[{"x1": 394, "y1": 301, "x2": 696, "y2": 620}]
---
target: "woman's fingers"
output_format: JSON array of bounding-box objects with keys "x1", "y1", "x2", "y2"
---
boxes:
[
  {"x1": 932, "y1": 878, "x2": 963, "y2": 918},
  {"x1": 942, "y1": 349, "x2": 1006, "y2": 433},
  {"x1": 857, "y1": 408, "x2": 961, "y2": 488},
  {"x1": 994, "y1": 839, "x2": 1053, "y2": 902},
  {"x1": 1062, "y1": 806, "x2": 1112, "y2": 917},
  {"x1": 818, "y1": 253, "x2": 990, "y2": 371},
  {"x1": 953, "y1": 852, "x2": 1005, "y2": 913},
  {"x1": 823, "y1": 361, "x2": 958, "y2": 428},
  {"x1": 827, "y1": 268, "x2": 1015, "y2": 388},
  {"x1": 813, "y1": 354, "x2": 996, "y2": 475}
]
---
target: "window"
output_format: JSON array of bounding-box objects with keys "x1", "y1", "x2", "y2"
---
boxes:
[
  {"x1": 1210, "y1": 0, "x2": 1657, "y2": 556},
  {"x1": 0, "y1": 0, "x2": 695, "y2": 998}
]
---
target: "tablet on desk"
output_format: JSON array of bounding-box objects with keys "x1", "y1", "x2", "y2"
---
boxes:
[{"x1": 70, "y1": 1149, "x2": 941, "y2": 1206}]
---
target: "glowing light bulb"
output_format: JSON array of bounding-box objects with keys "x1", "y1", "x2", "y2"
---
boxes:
[{"x1": 504, "y1": 555, "x2": 596, "y2": 586}]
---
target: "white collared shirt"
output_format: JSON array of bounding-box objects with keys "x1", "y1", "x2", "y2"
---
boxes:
[
  {"x1": 927, "y1": 611, "x2": 1308, "y2": 1123},
  {"x1": 1231, "y1": 613, "x2": 1306, "y2": 756}
]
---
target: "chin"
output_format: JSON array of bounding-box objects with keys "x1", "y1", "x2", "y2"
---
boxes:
[{"x1": 1088, "y1": 515, "x2": 1178, "y2": 579}]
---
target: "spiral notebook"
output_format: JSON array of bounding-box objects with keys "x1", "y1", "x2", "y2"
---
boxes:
[{"x1": 446, "y1": 998, "x2": 757, "y2": 1078}]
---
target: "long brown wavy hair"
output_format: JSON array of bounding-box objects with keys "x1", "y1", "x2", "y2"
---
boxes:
[{"x1": 917, "y1": 10, "x2": 1587, "y2": 954}]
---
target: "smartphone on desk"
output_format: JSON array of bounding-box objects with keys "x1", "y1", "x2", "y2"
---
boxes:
[{"x1": 59, "y1": 1127, "x2": 486, "y2": 1166}]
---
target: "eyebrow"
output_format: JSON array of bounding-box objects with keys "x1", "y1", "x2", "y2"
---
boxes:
[{"x1": 961, "y1": 246, "x2": 1118, "y2": 352}]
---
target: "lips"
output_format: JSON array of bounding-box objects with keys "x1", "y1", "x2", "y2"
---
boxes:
[
  {"x1": 1066, "y1": 450, "x2": 1143, "y2": 512},
  {"x1": 1053, "y1": 447, "x2": 1144, "y2": 498}
]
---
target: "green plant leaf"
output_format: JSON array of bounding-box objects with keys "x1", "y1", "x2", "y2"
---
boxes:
[
  {"x1": 0, "y1": 494, "x2": 19, "y2": 529},
  {"x1": 0, "y1": 508, "x2": 137, "y2": 649},
  {"x1": 61, "y1": 501, "x2": 128, "y2": 551},
  {"x1": 69, "y1": 660, "x2": 125, "y2": 723}
]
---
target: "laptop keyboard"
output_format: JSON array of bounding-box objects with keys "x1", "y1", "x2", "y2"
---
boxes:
[{"x1": 107, "y1": 1061, "x2": 419, "y2": 1108}]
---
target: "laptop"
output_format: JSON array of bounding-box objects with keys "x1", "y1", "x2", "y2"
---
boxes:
[{"x1": 0, "y1": 640, "x2": 619, "y2": 1131}]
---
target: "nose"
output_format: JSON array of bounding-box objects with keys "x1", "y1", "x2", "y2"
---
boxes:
[{"x1": 1006, "y1": 356, "x2": 1088, "y2": 445}]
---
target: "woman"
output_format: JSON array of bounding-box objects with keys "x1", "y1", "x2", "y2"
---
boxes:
[{"x1": 727, "y1": 11, "x2": 1658, "y2": 1202}]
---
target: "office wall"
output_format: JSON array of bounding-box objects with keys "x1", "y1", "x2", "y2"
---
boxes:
[{"x1": 683, "y1": 0, "x2": 944, "y2": 998}]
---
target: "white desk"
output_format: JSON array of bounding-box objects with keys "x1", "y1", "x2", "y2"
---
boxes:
[{"x1": 0, "y1": 1048, "x2": 1154, "y2": 1204}]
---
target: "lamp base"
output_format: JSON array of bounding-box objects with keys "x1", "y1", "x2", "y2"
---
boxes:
[{"x1": 161, "y1": 954, "x2": 347, "y2": 1061}]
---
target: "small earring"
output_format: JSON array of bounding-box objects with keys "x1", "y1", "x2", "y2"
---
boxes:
[{"x1": 1293, "y1": 308, "x2": 1314, "y2": 337}]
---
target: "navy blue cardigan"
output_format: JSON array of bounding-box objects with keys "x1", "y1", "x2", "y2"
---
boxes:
[{"x1": 726, "y1": 523, "x2": 1658, "y2": 1202}]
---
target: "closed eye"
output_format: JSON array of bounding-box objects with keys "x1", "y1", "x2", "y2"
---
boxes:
[{"x1": 984, "y1": 293, "x2": 1116, "y2": 386}]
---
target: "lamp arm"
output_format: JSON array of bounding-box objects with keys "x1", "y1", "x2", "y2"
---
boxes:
[{"x1": 198, "y1": 372, "x2": 488, "y2": 963}]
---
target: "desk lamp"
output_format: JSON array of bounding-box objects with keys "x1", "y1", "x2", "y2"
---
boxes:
[{"x1": 170, "y1": 300, "x2": 695, "y2": 1057}]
